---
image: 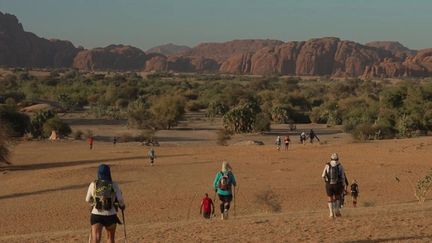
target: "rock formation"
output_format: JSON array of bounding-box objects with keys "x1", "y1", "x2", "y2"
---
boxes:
[
  {"x1": 146, "y1": 43, "x2": 191, "y2": 56},
  {"x1": 0, "y1": 11, "x2": 79, "y2": 68}
]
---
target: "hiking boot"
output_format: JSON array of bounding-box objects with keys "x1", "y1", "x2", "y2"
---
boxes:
[
  {"x1": 335, "y1": 212, "x2": 342, "y2": 217},
  {"x1": 223, "y1": 209, "x2": 229, "y2": 220}
]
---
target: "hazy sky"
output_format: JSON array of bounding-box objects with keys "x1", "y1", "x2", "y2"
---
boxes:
[{"x1": 0, "y1": 0, "x2": 431, "y2": 50}]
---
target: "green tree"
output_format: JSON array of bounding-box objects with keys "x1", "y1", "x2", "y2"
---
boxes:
[
  {"x1": 150, "y1": 95, "x2": 185, "y2": 129},
  {"x1": 42, "y1": 116, "x2": 72, "y2": 137}
]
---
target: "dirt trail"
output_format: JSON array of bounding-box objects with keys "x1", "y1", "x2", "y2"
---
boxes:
[{"x1": 1, "y1": 135, "x2": 432, "y2": 242}]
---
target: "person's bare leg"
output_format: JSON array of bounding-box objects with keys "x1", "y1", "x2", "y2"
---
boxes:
[
  {"x1": 91, "y1": 224, "x2": 103, "y2": 243},
  {"x1": 106, "y1": 224, "x2": 117, "y2": 243},
  {"x1": 327, "y1": 196, "x2": 334, "y2": 218}
]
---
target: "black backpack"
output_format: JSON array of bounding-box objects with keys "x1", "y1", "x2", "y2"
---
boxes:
[
  {"x1": 93, "y1": 180, "x2": 115, "y2": 211},
  {"x1": 326, "y1": 163, "x2": 340, "y2": 185}
]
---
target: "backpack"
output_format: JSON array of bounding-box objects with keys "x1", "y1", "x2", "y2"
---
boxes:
[
  {"x1": 218, "y1": 171, "x2": 232, "y2": 190},
  {"x1": 93, "y1": 180, "x2": 115, "y2": 211},
  {"x1": 202, "y1": 198, "x2": 212, "y2": 213},
  {"x1": 326, "y1": 163, "x2": 340, "y2": 185},
  {"x1": 351, "y1": 183, "x2": 358, "y2": 193}
]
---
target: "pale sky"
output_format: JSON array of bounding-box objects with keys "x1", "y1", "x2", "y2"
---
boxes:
[{"x1": 0, "y1": 0, "x2": 431, "y2": 50}]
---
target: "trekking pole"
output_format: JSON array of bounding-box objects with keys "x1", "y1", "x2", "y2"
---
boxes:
[
  {"x1": 213, "y1": 190, "x2": 217, "y2": 218},
  {"x1": 234, "y1": 185, "x2": 239, "y2": 217},
  {"x1": 121, "y1": 209, "x2": 128, "y2": 243}
]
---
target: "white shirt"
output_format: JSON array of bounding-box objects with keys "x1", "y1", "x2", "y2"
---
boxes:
[
  {"x1": 321, "y1": 160, "x2": 345, "y2": 186},
  {"x1": 85, "y1": 181, "x2": 125, "y2": 216}
]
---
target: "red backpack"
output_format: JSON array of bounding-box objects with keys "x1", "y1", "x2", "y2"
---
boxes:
[{"x1": 202, "y1": 197, "x2": 212, "y2": 213}]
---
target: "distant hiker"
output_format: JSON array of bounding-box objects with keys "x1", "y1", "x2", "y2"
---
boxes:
[
  {"x1": 309, "y1": 129, "x2": 320, "y2": 143},
  {"x1": 113, "y1": 137, "x2": 117, "y2": 146},
  {"x1": 284, "y1": 135, "x2": 291, "y2": 150},
  {"x1": 200, "y1": 193, "x2": 215, "y2": 219},
  {"x1": 340, "y1": 173, "x2": 349, "y2": 208},
  {"x1": 351, "y1": 180, "x2": 359, "y2": 207},
  {"x1": 322, "y1": 153, "x2": 346, "y2": 218},
  {"x1": 148, "y1": 148, "x2": 156, "y2": 166},
  {"x1": 275, "y1": 136, "x2": 282, "y2": 151},
  {"x1": 86, "y1": 164, "x2": 125, "y2": 243},
  {"x1": 213, "y1": 161, "x2": 237, "y2": 220},
  {"x1": 300, "y1": 132, "x2": 307, "y2": 144},
  {"x1": 88, "y1": 136, "x2": 94, "y2": 150}
]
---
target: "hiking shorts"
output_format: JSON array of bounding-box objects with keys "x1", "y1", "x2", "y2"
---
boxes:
[
  {"x1": 90, "y1": 214, "x2": 118, "y2": 227},
  {"x1": 325, "y1": 183, "x2": 343, "y2": 197},
  {"x1": 203, "y1": 211, "x2": 211, "y2": 219},
  {"x1": 218, "y1": 194, "x2": 233, "y2": 203},
  {"x1": 351, "y1": 191, "x2": 359, "y2": 198}
]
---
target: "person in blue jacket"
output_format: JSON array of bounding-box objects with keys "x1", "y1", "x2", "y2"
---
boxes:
[{"x1": 213, "y1": 161, "x2": 237, "y2": 220}]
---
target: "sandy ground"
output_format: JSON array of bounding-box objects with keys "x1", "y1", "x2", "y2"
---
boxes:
[{"x1": 1, "y1": 124, "x2": 432, "y2": 242}]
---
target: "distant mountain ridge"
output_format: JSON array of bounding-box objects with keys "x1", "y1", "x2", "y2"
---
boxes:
[
  {"x1": 146, "y1": 43, "x2": 191, "y2": 56},
  {"x1": 1, "y1": 11, "x2": 432, "y2": 78}
]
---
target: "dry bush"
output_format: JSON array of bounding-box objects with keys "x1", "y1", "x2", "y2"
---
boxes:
[
  {"x1": 414, "y1": 171, "x2": 432, "y2": 203},
  {"x1": 255, "y1": 189, "x2": 282, "y2": 213},
  {"x1": 0, "y1": 126, "x2": 11, "y2": 164},
  {"x1": 73, "y1": 130, "x2": 83, "y2": 140},
  {"x1": 216, "y1": 129, "x2": 231, "y2": 146}
]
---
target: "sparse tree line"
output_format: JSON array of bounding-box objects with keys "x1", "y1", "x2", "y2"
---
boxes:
[{"x1": 1, "y1": 69, "x2": 432, "y2": 142}]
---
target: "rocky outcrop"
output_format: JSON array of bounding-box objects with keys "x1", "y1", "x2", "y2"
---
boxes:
[
  {"x1": 146, "y1": 43, "x2": 191, "y2": 56},
  {"x1": 72, "y1": 45, "x2": 148, "y2": 71},
  {"x1": 0, "y1": 11, "x2": 79, "y2": 68},
  {"x1": 1, "y1": 11, "x2": 432, "y2": 77},
  {"x1": 366, "y1": 41, "x2": 416, "y2": 60},
  {"x1": 180, "y1": 39, "x2": 284, "y2": 64}
]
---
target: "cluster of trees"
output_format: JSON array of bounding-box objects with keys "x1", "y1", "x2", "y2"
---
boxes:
[
  {"x1": 1, "y1": 69, "x2": 432, "y2": 140},
  {"x1": 0, "y1": 105, "x2": 71, "y2": 139}
]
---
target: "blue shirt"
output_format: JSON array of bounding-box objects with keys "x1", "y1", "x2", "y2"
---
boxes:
[{"x1": 213, "y1": 171, "x2": 237, "y2": 196}]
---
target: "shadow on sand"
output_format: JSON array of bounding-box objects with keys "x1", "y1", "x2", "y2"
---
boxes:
[
  {"x1": 0, "y1": 180, "x2": 133, "y2": 201},
  {"x1": 346, "y1": 235, "x2": 432, "y2": 243},
  {"x1": 0, "y1": 154, "x2": 192, "y2": 171}
]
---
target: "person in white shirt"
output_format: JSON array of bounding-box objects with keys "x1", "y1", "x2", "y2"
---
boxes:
[
  {"x1": 86, "y1": 164, "x2": 125, "y2": 243},
  {"x1": 322, "y1": 153, "x2": 345, "y2": 218}
]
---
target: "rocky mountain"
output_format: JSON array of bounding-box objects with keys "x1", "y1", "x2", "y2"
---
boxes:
[
  {"x1": 72, "y1": 44, "x2": 149, "y2": 71},
  {"x1": 146, "y1": 43, "x2": 191, "y2": 56},
  {"x1": 1, "y1": 11, "x2": 432, "y2": 77},
  {"x1": 0, "y1": 11, "x2": 80, "y2": 68}
]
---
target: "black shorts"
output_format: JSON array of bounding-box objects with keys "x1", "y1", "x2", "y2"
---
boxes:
[
  {"x1": 218, "y1": 194, "x2": 233, "y2": 203},
  {"x1": 325, "y1": 183, "x2": 343, "y2": 197},
  {"x1": 351, "y1": 192, "x2": 359, "y2": 198},
  {"x1": 202, "y1": 211, "x2": 211, "y2": 219},
  {"x1": 90, "y1": 214, "x2": 118, "y2": 227}
]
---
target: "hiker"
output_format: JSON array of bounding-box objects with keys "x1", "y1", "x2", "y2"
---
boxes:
[
  {"x1": 85, "y1": 164, "x2": 125, "y2": 243},
  {"x1": 148, "y1": 148, "x2": 156, "y2": 166},
  {"x1": 284, "y1": 135, "x2": 291, "y2": 150},
  {"x1": 309, "y1": 129, "x2": 320, "y2": 143},
  {"x1": 300, "y1": 132, "x2": 307, "y2": 144},
  {"x1": 275, "y1": 136, "x2": 282, "y2": 151},
  {"x1": 322, "y1": 153, "x2": 346, "y2": 218},
  {"x1": 213, "y1": 161, "x2": 237, "y2": 220},
  {"x1": 113, "y1": 137, "x2": 117, "y2": 146},
  {"x1": 351, "y1": 180, "x2": 359, "y2": 207},
  {"x1": 88, "y1": 136, "x2": 94, "y2": 150},
  {"x1": 199, "y1": 193, "x2": 215, "y2": 219}
]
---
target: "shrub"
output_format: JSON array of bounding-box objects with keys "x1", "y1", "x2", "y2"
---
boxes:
[
  {"x1": 73, "y1": 130, "x2": 84, "y2": 140},
  {"x1": 414, "y1": 171, "x2": 432, "y2": 203},
  {"x1": 149, "y1": 95, "x2": 185, "y2": 129},
  {"x1": 0, "y1": 105, "x2": 30, "y2": 137},
  {"x1": 255, "y1": 189, "x2": 282, "y2": 213},
  {"x1": 0, "y1": 125, "x2": 11, "y2": 164},
  {"x1": 42, "y1": 117, "x2": 72, "y2": 137},
  {"x1": 216, "y1": 129, "x2": 231, "y2": 146},
  {"x1": 30, "y1": 110, "x2": 56, "y2": 138},
  {"x1": 254, "y1": 112, "x2": 271, "y2": 132}
]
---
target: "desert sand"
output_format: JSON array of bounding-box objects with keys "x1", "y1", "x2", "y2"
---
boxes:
[{"x1": 1, "y1": 125, "x2": 432, "y2": 242}]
